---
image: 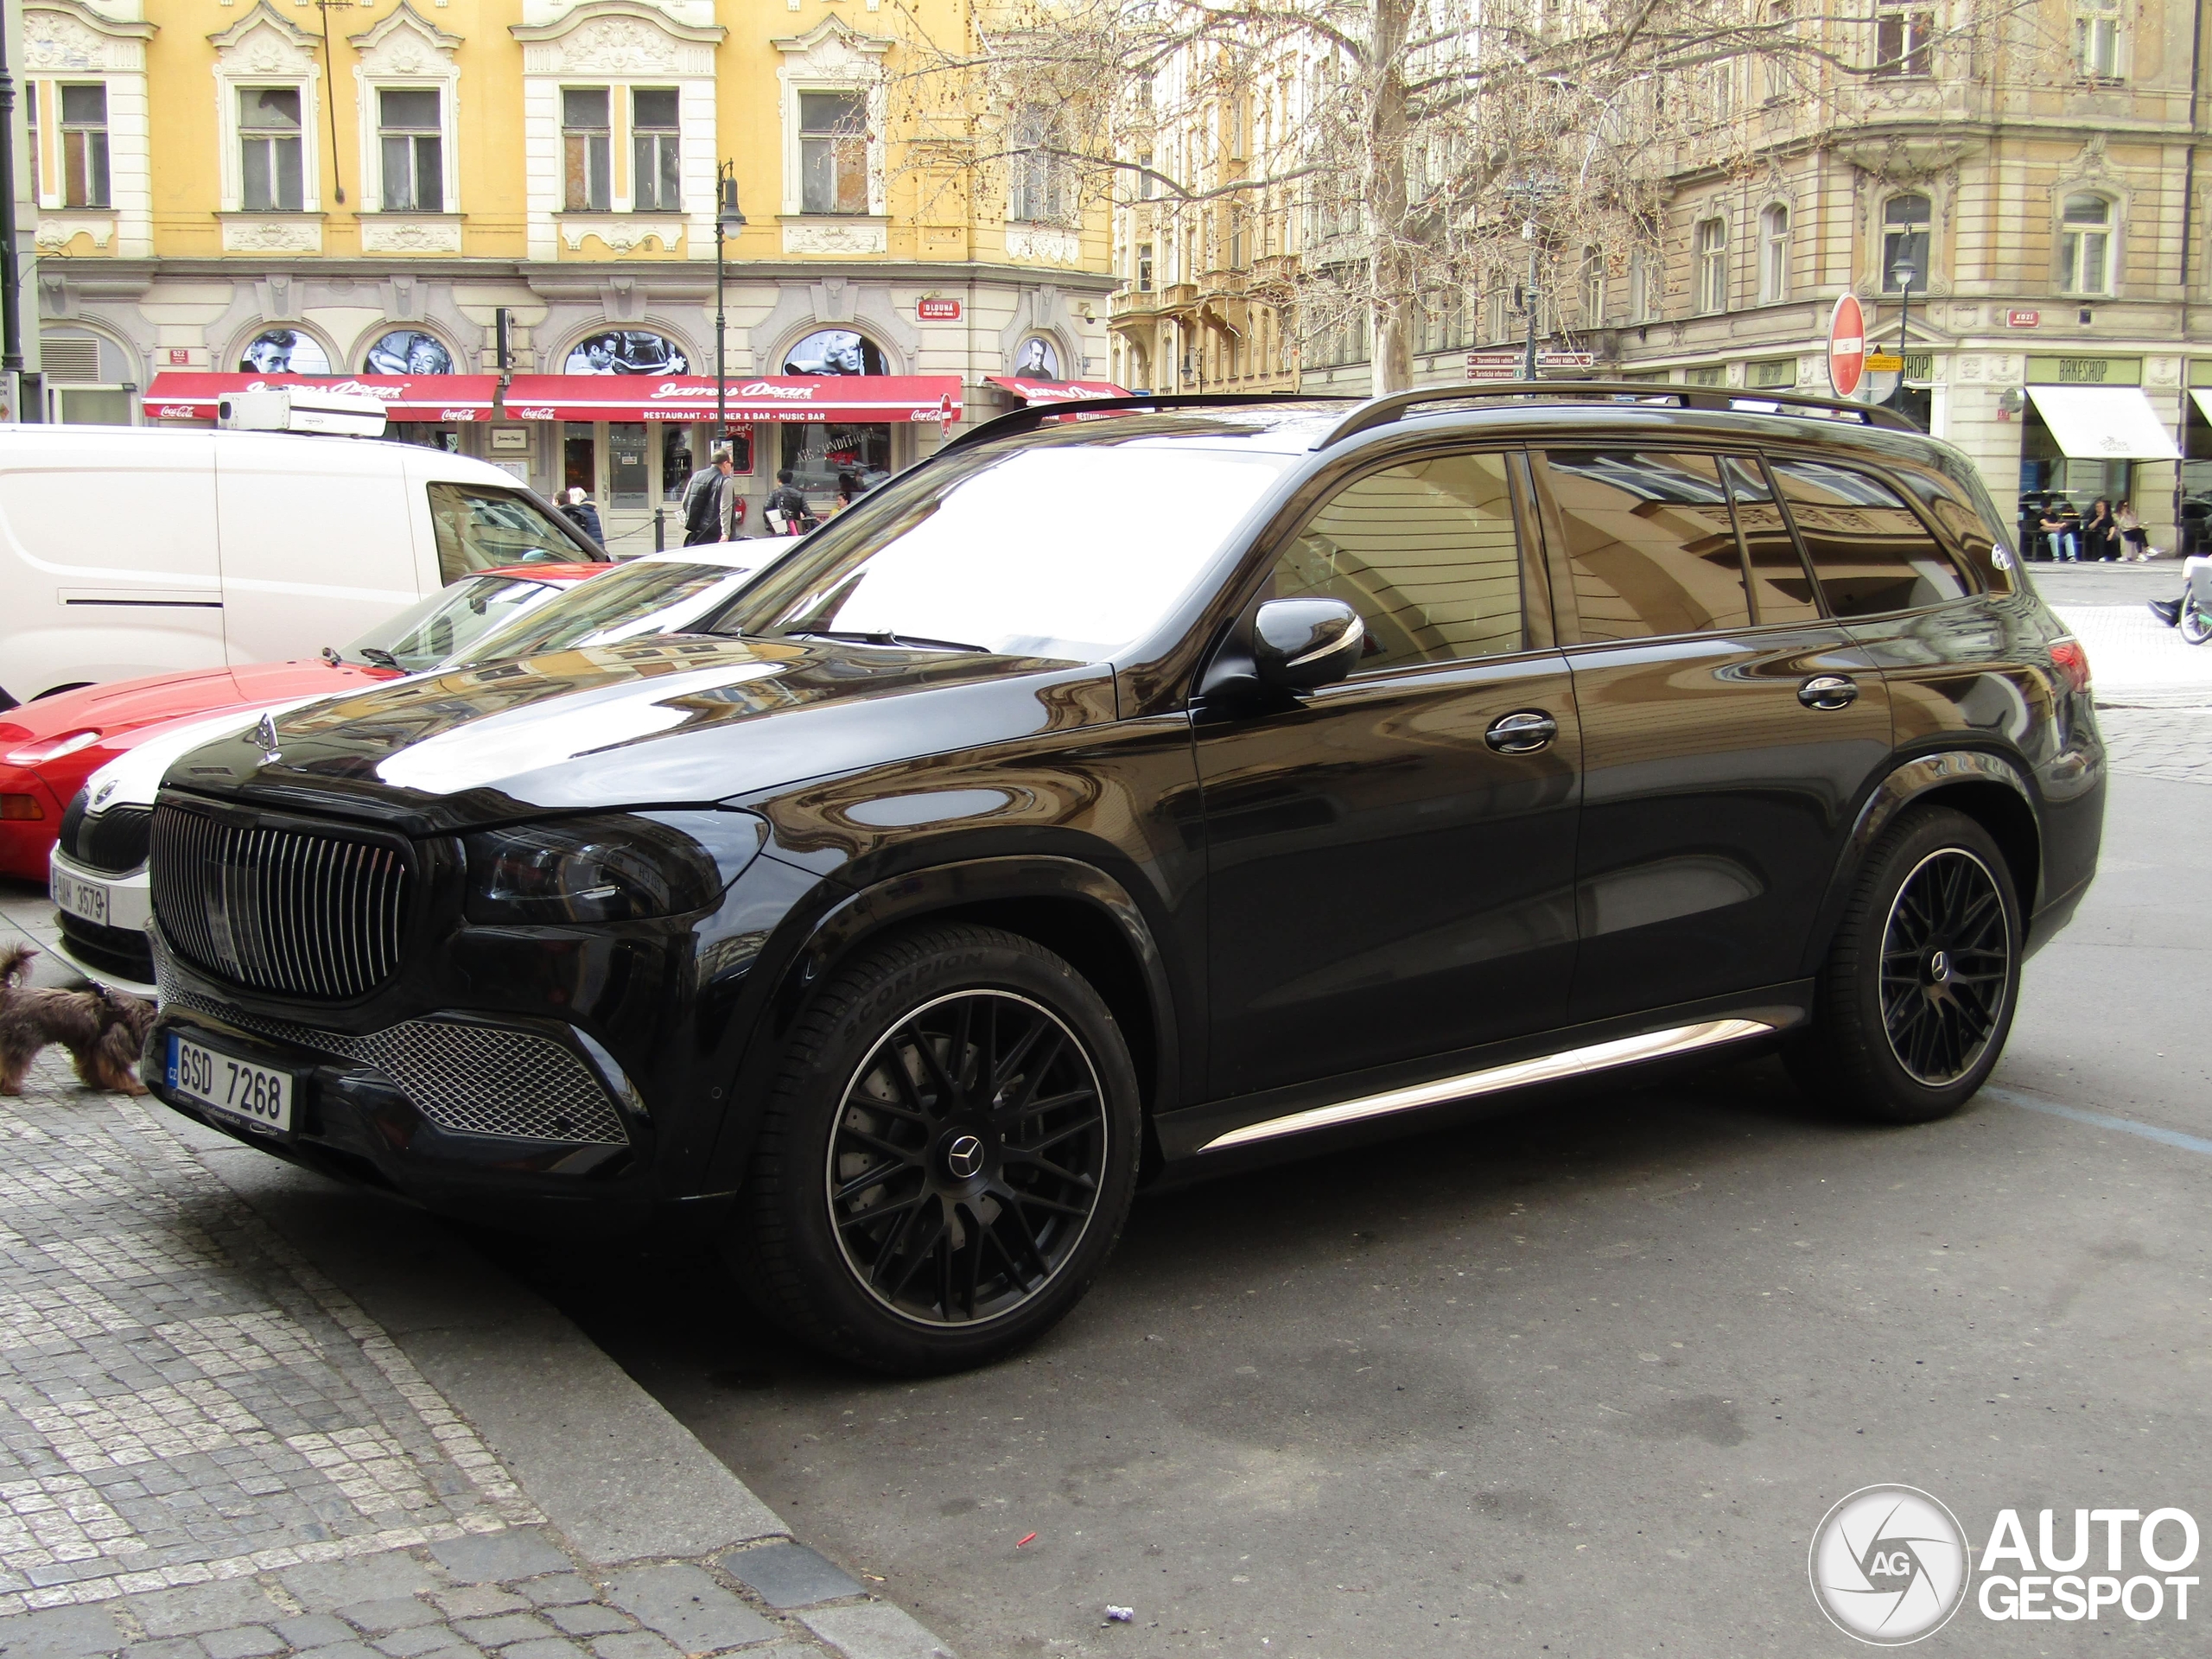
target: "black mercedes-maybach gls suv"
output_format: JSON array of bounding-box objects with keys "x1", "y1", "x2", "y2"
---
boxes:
[{"x1": 143, "y1": 385, "x2": 2102, "y2": 1372}]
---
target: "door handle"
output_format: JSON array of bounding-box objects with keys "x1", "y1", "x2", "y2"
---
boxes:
[
  {"x1": 1485, "y1": 709, "x2": 1557, "y2": 753},
  {"x1": 1798, "y1": 674, "x2": 1859, "y2": 711}
]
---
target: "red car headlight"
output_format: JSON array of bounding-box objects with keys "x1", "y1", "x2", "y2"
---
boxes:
[{"x1": 3, "y1": 729, "x2": 102, "y2": 766}]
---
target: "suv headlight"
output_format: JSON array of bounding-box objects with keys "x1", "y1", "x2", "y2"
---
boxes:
[{"x1": 463, "y1": 809, "x2": 767, "y2": 925}]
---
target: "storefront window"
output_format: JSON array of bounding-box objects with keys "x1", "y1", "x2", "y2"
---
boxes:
[
  {"x1": 609, "y1": 423, "x2": 650, "y2": 509},
  {"x1": 564, "y1": 422, "x2": 596, "y2": 497},
  {"x1": 663, "y1": 427, "x2": 696, "y2": 503},
  {"x1": 781, "y1": 423, "x2": 893, "y2": 495},
  {"x1": 1013, "y1": 336, "x2": 1061, "y2": 379},
  {"x1": 783, "y1": 329, "x2": 887, "y2": 376}
]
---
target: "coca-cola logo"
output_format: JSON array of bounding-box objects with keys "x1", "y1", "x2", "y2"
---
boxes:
[
  {"x1": 157, "y1": 405, "x2": 200, "y2": 418},
  {"x1": 512, "y1": 407, "x2": 557, "y2": 420},
  {"x1": 439, "y1": 409, "x2": 480, "y2": 421}
]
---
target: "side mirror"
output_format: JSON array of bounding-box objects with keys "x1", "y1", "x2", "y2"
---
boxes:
[{"x1": 1251, "y1": 598, "x2": 1365, "y2": 691}]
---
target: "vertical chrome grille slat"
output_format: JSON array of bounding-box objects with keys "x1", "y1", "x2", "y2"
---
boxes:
[{"x1": 149, "y1": 804, "x2": 410, "y2": 1001}]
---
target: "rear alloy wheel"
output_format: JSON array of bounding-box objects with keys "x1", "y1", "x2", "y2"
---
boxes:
[
  {"x1": 733, "y1": 924, "x2": 1141, "y2": 1373},
  {"x1": 1788, "y1": 806, "x2": 2022, "y2": 1124}
]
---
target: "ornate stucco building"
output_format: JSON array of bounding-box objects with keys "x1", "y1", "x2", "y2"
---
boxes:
[{"x1": 20, "y1": 0, "x2": 1115, "y2": 540}]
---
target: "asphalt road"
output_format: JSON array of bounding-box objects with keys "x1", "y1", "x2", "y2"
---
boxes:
[{"x1": 499, "y1": 760, "x2": 2211, "y2": 1656}]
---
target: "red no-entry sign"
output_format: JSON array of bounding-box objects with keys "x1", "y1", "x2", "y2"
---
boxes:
[{"x1": 1827, "y1": 295, "x2": 1866, "y2": 398}]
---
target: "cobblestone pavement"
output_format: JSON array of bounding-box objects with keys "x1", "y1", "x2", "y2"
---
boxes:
[
  {"x1": 2094, "y1": 707, "x2": 2212, "y2": 785},
  {"x1": 0, "y1": 1044, "x2": 954, "y2": 1659}
]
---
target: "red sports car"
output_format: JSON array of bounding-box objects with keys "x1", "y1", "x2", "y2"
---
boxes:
[{"x1": 0, "y1": 563, "x2": 605, "y2": 881}]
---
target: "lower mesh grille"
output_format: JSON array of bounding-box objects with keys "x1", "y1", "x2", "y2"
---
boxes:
[{"x1": 157, "y1": 972, "x2": 629, "y2": 1146}]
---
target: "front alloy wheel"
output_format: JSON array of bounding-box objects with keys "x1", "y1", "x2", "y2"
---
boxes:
[
  {"x1": 733, "y1": 923, "x2": 1141, "y2": 1373},
  {"x1": 829, "y1": 988, "x2": 1109, "y2": 1325}
]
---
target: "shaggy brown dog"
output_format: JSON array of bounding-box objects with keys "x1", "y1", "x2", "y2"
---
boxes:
[{"x1": 0, "y1": 944, "x2": 156, "y2": 1096}]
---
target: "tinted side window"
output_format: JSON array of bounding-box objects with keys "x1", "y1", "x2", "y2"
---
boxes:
[
  {"x1": 426, "y1": 483, "x2": 592, "y2": 582},
  {"x1": 1538, "y1": 451, "x2": 1749, "y2": 640},
  {"x1": 1717, "y1": 455, "x2": 1821, "y2": 626},
  {"x1": 1769, "y1": 460, "x2": 1971, "y2": 617},
  {"x1": 1271, "y1": 451, "x2": 1523, "y2": 672},
  {"x1": 1893, "y1": 468, "x2": 2009, "y2": 591}
]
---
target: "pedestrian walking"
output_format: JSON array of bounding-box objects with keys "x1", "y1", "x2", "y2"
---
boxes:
[
  {"x1": 559, "y1": 486, "x2": 604, "y2": 548},
  {"x1": 682, "y1": 448, "x2": 735, "y2": 545},
  {"x1": 2037, "y1": 502, "x2": 2077, "y2": 563}
]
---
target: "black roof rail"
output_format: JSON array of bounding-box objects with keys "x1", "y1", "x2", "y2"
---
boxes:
[
  {"x1": 1315, "y1": 380, "x2": 1922, "y2": 449},
  {"x1": 937, "y1": 391, "x2": 1352, "y2": 457}
]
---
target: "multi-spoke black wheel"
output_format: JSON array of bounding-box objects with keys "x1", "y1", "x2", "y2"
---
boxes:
[
  {"x1": 828, "y1": 989, "x2": 1109, "y2": 1325},
  {"x1": 1788, "y1": 806, "x2": 2022, "y2": 1124},
  {"x1": 732, "y1": 924, "x2": 1141, "y2": 1373},
  {"x1": 1878, "y1": 849, "x2": 2011, "y2": 1086}
]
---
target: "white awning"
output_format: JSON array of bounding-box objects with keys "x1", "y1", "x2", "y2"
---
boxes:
[
  {"x1": 2188, "y1": 387, "x2": 2212, "y2": 430},
  {"x1": 2024, "y1": 385, "x2": 2179, "y2": 461}
]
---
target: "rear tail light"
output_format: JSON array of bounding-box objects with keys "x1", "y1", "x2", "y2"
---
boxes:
[{"x1": 2049, "y1": 637, "x2": 2091, "y2": 695}]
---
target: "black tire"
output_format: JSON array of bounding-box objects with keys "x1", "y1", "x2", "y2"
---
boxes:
[
  {"x1": 1787, "y1": 806, "x2": 2022, "y2": 1124},
  {"x1": 729, "y1": 923, "x2": 1142, "y2": 1374}
]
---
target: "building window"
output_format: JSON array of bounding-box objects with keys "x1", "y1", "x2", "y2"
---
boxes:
[
  {"x1": 365, "y1": 329, "x2": 454, "y2": 375},
  {"x1": 1008, "y1": 104, "x2": 1070, "y2": 225},
  {"x1": 239, "y1": 87, "x2": 305, "y2": 213},
  {"x1": 1694, "y1": 217, "x2": 1728, "y2": 314},
  {"x1": 1137, "y1": 242, "x2": 1154, "y2": 290},
  {"x1": 564, "y1": 330, "x2": 689, "y2": 373},
  {"x1": 632, "y1": 89, "x2": 680, "y2": 212},
  {"x1": 2076, "y1": 0, "x2": 2120, "y2": 78},
  {"x1": 1580, "y1": 246, "x2": 1605, "y2": 324},
  {"x1": 1873, "y1": 5, "x2": 1934, "y2": 77},
  {"x1": 60, "y1": 84, "x2": 110, "y2": 210},
  {"x1": 1687, "y1": 365, "x2": 1726, "y2": 387},
  {"x1": 1748, "y1": 358, "x2": 1796, "y2": 388},
  {"x1": 1882, "y1": 194, "x2": 1930, "y2": 290},
  {"x1": 563, "y1": 87, "x2": 611, "y2": 212},
  {"x1": 238, "y1": 327, "x2": 330, "y2": 374},
  {"x1": 378, "y1": 88, "x2": 442, "y2": 213},
  {"x1": 1759, "y1": 205, "x2": 1789, "y2": 302},
  {"x1": 800, "y1": 91, "x2": 868, "y2": 214},
  {"x1": 2060, "y1": 194, "x2": 2114, "y2": 295}
]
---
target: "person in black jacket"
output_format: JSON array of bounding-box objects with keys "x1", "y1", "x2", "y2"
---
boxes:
[
  {"x1": 681, "y1": 450, "x2": 735, "y2": 545},
  {"x1": 766, "y1": 468, "x2": 812, "y2": 536},
  {"x1": 559, "y1": 487, "x2": 605, "y2": 548}
]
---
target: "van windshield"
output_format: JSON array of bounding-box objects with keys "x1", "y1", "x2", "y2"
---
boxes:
[{"x1": 711, "y1": 435, "x2": 1295, "y2": 662}]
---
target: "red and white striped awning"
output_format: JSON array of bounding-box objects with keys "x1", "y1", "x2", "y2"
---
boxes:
[
  {"x1": 500, "y1": 375, "x2": 964, "y2": 423},
  {"x1": 143, "y1": 373, "x2": 500, "y2": 422},
  {"x1": 983, "y1": 376, "x2": 1132, "y2": 405}
]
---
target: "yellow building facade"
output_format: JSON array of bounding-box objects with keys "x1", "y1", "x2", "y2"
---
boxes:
[{"x1": 22, "y1": 0, "x2": 1113, "y2": 542}]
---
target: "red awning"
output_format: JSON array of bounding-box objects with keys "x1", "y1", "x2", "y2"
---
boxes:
[
  {"x1": 500, "y1": 375, "x2": 964, "y2": 423},
  {"x1": 983, "y1": 376, "x2": 1132, "y2": 405},
  {"x1": 143, "y1": 373, "x2": 500, "y2": 422}
]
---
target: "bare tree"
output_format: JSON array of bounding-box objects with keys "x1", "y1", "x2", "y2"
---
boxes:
[{"x1": 882, "y1": 0, "x2": 2045, "y2": 395}]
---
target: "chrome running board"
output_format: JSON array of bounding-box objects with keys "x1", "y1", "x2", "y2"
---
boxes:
[{"x1": 1197, "y1": 1017, "x2": 1777, "y2": 1154}]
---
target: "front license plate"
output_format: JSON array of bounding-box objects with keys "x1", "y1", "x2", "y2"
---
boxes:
[
  {"x1": 165, "y1": 1033, "x2": 295, "y2": 1135},
  {"x1": 52, "y1": 868, "x2": 110, "y2": 928}
]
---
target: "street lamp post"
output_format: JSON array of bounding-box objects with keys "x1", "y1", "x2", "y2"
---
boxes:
[
  {"x1": 714, "y1": 162, "x2": 747, "y2": 436},
  {"x1": 1889, "y1": 255, "x2": 1918, "y2": 420}
]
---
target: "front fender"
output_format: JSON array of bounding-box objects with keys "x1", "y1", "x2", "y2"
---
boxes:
[{"x1": 694, "y1": 853, "x2": 1183, "y2": 1194}]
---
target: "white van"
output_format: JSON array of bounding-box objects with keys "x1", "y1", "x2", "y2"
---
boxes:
[{"x1": 0, "y1": 423, "x2": 601, "y2": 706}]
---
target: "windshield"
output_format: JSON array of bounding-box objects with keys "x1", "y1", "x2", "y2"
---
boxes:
[
  {"x1": 452, "y1": 557, "x2": 766, "y2": 667},
  {"x1": 712, "y1": 435, "x2": 1296, "y2": 661},
  {"x1": 340, "y1": 575, "x2": 566, "y2": 671}
]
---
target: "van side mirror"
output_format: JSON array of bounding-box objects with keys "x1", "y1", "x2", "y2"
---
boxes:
[{"x1": 1252, "y1": 598, "x2": 1365, "y2": 691}]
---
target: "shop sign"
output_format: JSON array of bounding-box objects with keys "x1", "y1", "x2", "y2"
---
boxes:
[
  {"x1": 2005, "y1": 309, "x2": 2041, "y2": 328},
  {"x1": 2025, "y1": 355, "x2": 2142, "y2": 385},
  {"x1": 1827, "y1": 295, "x2": 1866, "y2": 398},
  {"x1": 918, "y1": 297, "x2": 963, "y2": 321}
]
